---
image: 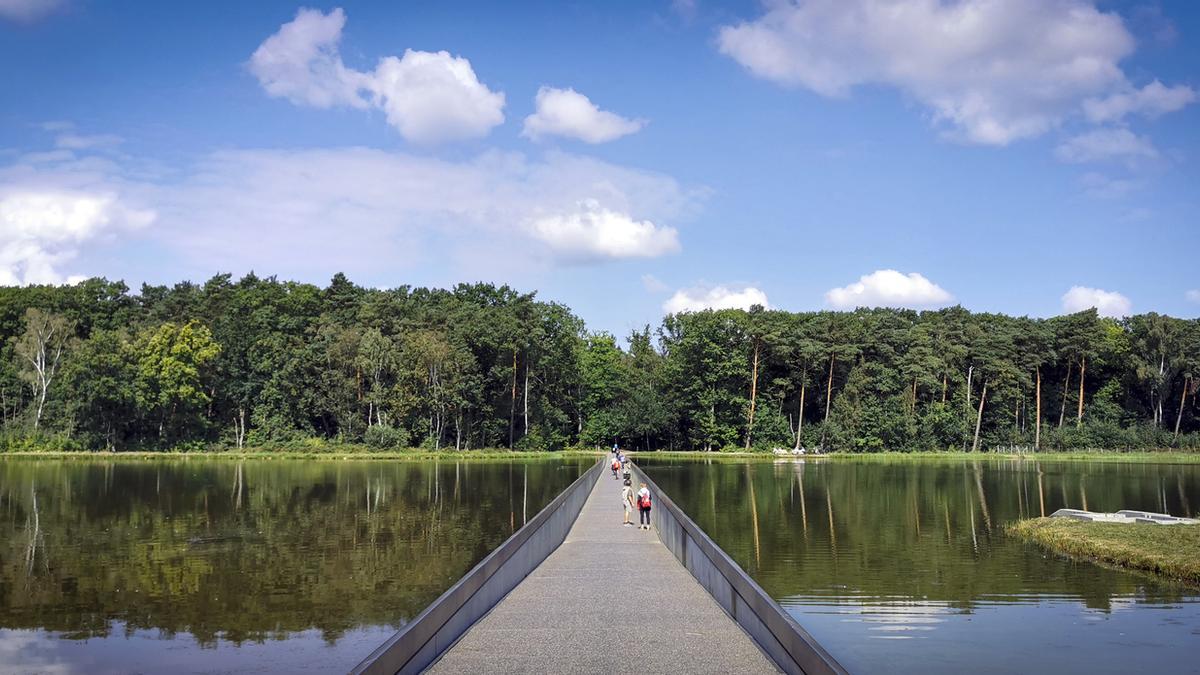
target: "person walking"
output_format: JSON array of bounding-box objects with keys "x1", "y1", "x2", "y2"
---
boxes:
[
  {"x1": 637, "y1": 485, "x2": 652, "y2": 530},
  {"x1": 621, "y1": 479, "x2": 635, "y2": 527},
  {"x1": 611, "y1": 456, "x2": 621, "y2": 479}
]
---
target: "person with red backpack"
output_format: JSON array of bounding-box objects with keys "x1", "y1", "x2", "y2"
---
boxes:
[
  {"x1": 611, "y1": 457, "x2": 621, "y2": 479},
  {"x1": 636, "y1": 485, "x2": 652, "y2": 530}
]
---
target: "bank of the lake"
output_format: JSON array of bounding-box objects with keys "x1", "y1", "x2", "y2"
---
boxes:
[
  {"x1": 6, "y1": 446, "x2": 1200, "y2": 463},
  {"x1": 627, "y1": 449, "x2": 1200, "y2": 464},
  {"x1": 0, "y1": 447, "x2": 605, "y2": 461},
  {"x1": 1009, "y1": 517, "x2": 1200, "y2": 586}
]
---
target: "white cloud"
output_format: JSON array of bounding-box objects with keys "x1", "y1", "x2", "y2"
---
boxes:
[
  {"x1": 1055, "y1": 128, "x2": 1158, "y2": 164},
  {"x1": 1083, "y1": 80, "x2": 1196, "y2": 123},
  {"x1": 825, "y1": 270, "x2": 953, "y2": 309},
  {"x1": 1186, "y1": 290, "x2": 1200, "y2": 304},
  {"x1": 247, "y1": 7, "x2": 368, "y2": 109},
  {"x1": 664, "y1": 285, "x2": 769, "y2": 313},
  {"x1": 154, "y1": 149, "x2": 689, "y2": 274},
  {"x1": 55, "y1": 133, "x2": 123, "y2": 150},
  {"x1": 38, "y1": 120, "x2": 74, "y2": 132},
  {"x1": 369, "y1": 50, "x2": 506, "y2": 145},
  {"x1": 0, "y1": 0, "x2": 66, "y2": 22},
  {"x1": 641, "y1": 274, "x2": 669, "y2": 293},
  {"x1": 0, "y1": 190, "x2": 154, "y2": 285},
  {"x1": 1079, "y1": 172, "x2": 1142, "y2": 199},
  {"x1": 4, "y1": 146, "x2": 691, "y2": 280},
  {"x1": 248, "y1": 8, "x2": 504, "y2": 144},
  {"x1": 522, "y1": 87, "x2": 645, "y2": 143},
  {"x1": 527, "y1": 200, "x2": 678, "y2": 261},
  {"x1": 716, "y1": 0, "x2": 1176, "y2": 145},
  {"x1": 1061, "y1": 286, "x2": 1131, "y2": 317}
]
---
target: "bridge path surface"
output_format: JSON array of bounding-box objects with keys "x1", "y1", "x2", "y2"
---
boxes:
[{"x1": 427, "y1": 465, "x2": 779, "y2": 674}]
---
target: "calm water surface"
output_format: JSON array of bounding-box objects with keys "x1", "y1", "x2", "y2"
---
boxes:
[
  {"x1": 641, "y1": 457, "x2": 1200, "y2": 674},
  {"x1": 0, "y1": 457, "x2": 589, "y2": 674}
]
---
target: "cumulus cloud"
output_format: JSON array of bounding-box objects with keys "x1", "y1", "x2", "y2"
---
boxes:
[
  {"x1": 1084, "y1": 80, "x2": 1196, "y2": 123},
  {"x1": 664, "y1": 285, "x2": 769, "y2": 314},
  {"x1": 369, "y1": 50, "x2": 506, "y2": 144},
  {"x1": 1054, "y1": 128, "x2": 1159, "y2": 165},
  {"x1": 0, "y1": 0, "x2": 66, "y2": 22},
  {"x1": 527, "y1": 200, "x2": 678, "y2": 261},
  {"x1": 522, "y1": 87, "x2": 645, "y2": 143},
  {"x1": 825, "y1": 270, "x2": 953, "y2": 309},
  {"x1": 0, "y1": 191, "x2": 154, "y2": 285},
  {"x1": 716, "y1": 0, "x2": 1188, "y2": 145},
  {"x1": 1061, "y1": 286, "x2": 1131, "y2": 317},
  {"x1": 1186, "y1": 290, "x2": 1200, "y2": 304},
  {"x1": 248, "y1": 8, "x2": 504, "y2": 143}
]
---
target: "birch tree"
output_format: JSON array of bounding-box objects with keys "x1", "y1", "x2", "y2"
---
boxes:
[{"x1": 14, "y1": 309, "x2": 73, "y2": 431}]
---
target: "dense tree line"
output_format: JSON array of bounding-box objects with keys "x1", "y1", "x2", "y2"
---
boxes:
[{"x1": 0, "y1": 274, "x2": 1197, "y2": 452}]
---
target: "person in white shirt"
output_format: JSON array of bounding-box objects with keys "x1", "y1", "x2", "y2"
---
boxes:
[
  {"x1": 621, "y1": 480, "x2": 634, "y2": 526},
  {"x1": 636, "y1": 485, "x2": 652, "y2": 530}
]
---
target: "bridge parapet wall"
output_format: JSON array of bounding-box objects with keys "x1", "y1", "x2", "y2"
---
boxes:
[
  {"x1": 630, "y1": 462, "x2": 848, "y2": 675},
  {"x1": 353, "y1": 458, "x2": 604, "y2": 675}
]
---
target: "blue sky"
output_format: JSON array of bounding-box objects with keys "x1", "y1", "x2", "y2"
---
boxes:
[{"x1": 1, "y1": 0, "x2": 1197, "y2": 337}]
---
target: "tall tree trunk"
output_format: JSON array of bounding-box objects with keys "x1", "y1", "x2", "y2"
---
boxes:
[
  {"x1": 821, "y1": 354, "x2": 835, "y2": 446},
  {"x1": 794, "y1": 381, "x2": 806, "y2": 450},
  {"x1": 1058, "y1": 362, "x2": 1072, "y2": 428},
  {"x1": 1175, "y1": 376, "x2": 1190, "y2": 442},
  {"x1": 508, "y1": 349, "x2": 517, "y2": 448},
  {"x1": 1035, "y1": 366, "x2": 1042, "y2": 451},
  {"x1": 523, "y1": 360, "x2": 530, "y2": 437},
  {"x1": 824, "y1": 355, "x2": 835, "y2": 423},
  {"x1": 972, "y1": 380, "x2": 988, "y2": 452},
  {"x1": 942, "y1": 373, "x2": 948, "y2": 403},
  {"x1": 963, "y1": 365, "x2": 974, "y2": 451},
  {"x1": 907, "y1": 372, "x2": 916, "y2": 415},
  {"x1": 1076, "y1": 356, "x2": 1087, "y2": 426},
  {"x1": 745, "y1": 340, "x2": 760, "y2": 450},
  {"x1": 1156, "y1": 355, "x2": 1166, "y2": 427}
]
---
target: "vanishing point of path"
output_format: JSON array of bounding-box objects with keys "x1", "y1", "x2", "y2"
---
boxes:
[{"x1": 427, "y1": 466, "x2": 780, "y2": 674}]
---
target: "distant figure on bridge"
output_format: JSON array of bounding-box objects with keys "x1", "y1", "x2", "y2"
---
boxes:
[
  {"x1": 622, "y1": 480, "x2": 634, "y2": 527},
  {"x1": 611, "y1": 457, "x2": 621, "y2": 479},
  {"x1": 612, "y1": 443, "x2": 618, "y2": 454},
  {"x1": 637, "y1": 485, "x2": 653, "y2": 530}
]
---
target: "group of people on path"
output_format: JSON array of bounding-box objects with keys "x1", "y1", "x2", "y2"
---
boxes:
[{"x1": 613, "y1": 445, "x2": 652, "y2": 529}]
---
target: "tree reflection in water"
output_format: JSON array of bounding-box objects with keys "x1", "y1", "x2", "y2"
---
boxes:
[
  {"x1": 0, "y1": 458, "x2": 586, "y2": 648},
  {"x1": 641, "y1": 457, "x2": 1200, "y2": 674}
]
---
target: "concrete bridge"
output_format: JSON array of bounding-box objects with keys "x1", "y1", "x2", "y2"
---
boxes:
[{"x1": 353, "y1": 458, "x2": 845, "y2": 675}]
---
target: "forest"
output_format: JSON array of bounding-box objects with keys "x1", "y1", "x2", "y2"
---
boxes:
[{"x1": 0, "y1": 273, "x2": 1197, "y2": 453}]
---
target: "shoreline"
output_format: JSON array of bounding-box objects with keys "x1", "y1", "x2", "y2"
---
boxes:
[
  {"x1": 1, "y1": 448, "x2": 1198, "y2": 462},
  {"x1": 1008, "y1": 517, "x2": 1200, "y2": 587}
]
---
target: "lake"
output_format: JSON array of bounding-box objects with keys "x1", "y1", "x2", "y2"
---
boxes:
[
  {"x1": 0, "y1": 457, "x2": 589, "y2": 674},
  {"x1": 640, "y1": 456, "x2": 1200, "y2": 674}
]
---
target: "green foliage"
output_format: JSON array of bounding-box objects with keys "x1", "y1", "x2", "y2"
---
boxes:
[
  {"x1": 363, "y1": 424, "x2": 410, "y2": 450},
  {"x1": 0, "y1": 275, "x2": 1198, "y2": 453}
]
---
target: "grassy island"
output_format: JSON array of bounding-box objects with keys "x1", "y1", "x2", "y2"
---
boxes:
[{"x1": 1008, "y1": 517, "x2": 1200, "y2": 586}]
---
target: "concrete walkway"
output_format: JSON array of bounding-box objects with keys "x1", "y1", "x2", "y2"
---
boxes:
[{"x1": 428, "y1": 467, "x2": 780, "y2": 674}]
